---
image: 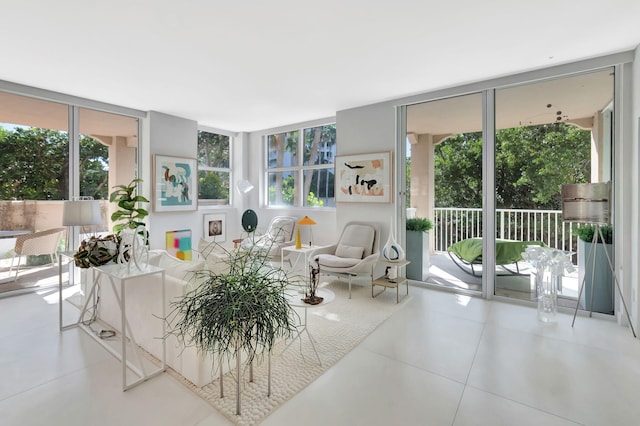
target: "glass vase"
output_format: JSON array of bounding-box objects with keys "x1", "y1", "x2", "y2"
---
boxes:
[{"x1": 537, "y1": 269, "x2": 557, "y2": 323}]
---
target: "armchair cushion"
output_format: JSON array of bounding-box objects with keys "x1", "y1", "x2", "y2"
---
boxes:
[
  {"x1": 335, "y1": 244, "x2": 365, "y2": 259},
  {"x1": 341, "y1": 224, "x2": 375, "y2": 257},
  {"x1": 316, "y1": 254, "x2": 362, "y2": 269}
]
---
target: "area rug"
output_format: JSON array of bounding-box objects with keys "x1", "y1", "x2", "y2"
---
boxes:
[{"x1": 168, "y1": 279, "x2": 410, "y2": 426}]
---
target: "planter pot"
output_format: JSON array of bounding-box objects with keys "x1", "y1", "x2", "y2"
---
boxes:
[
  {"x1": 406, "y1": 230, "x2": 430, "y2": 281},
  {"x1": 578, "y1": 239, "x2": 614, "y2": 315}
]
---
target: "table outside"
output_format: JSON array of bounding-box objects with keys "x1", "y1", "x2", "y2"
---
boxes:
[
  {"x1": 59, "y1": 261, "x2": 166, "y2": 391},
  {"x1": 282, "y1": 287, "x2": 334, "y2": 366},
  {"x1": 0, "y1": 230, "x2": 31, "y2": 239}
]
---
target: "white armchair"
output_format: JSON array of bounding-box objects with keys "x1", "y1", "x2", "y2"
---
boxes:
[
  {"x1": 311, "y1": 221, "x2": 380, "y2": 298},
  {"x1": 239, "y1": 216, "x2": 296, "y2": 258}
]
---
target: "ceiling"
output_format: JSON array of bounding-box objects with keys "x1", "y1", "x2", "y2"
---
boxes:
[{"x1": 1, "y1": 1, "x2": 639, "y2": 132}]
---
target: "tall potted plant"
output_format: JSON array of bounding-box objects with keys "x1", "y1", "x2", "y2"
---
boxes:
[
  {"x1": 109, "y1": 178, "x2": 150, "y2": 265},
  {"x1": 575, "y1": 224, "x2": 614, "y2": 314},
  {"x1": 406, "y1": 217, "x2": 433, "y2": 281},
  {"x1": 168, "y1": 241, "x2": 296, "y2": 415}
]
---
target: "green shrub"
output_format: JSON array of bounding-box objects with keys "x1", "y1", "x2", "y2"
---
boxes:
[
  {"x1": 406, "y1": 217, "x2": 433, "y2": 232},
  {"x1": 574, "y1": 224, "x2": 613, "y2": 244}
]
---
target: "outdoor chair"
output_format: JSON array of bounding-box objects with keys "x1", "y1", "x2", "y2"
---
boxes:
[
  {"x1": 10, "y1": 227, "x2": 65, "y2": 281},
  {"x1": 311, "y1": 221, "x2": 380, "y2": 298}
]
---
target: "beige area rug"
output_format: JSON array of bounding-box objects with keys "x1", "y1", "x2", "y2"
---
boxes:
[{"x1": 168, "y1": 279, "x2": 410, "y2": 426}]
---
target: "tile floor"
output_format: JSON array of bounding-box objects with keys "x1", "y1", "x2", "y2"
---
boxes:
[{"x1": 1, "y1": 282, "x2": 639, "y2": 426}]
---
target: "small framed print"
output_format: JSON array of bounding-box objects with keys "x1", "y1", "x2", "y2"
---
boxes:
[{"x1": 203, "y1": 213, "x2": 226, "y2": 243}]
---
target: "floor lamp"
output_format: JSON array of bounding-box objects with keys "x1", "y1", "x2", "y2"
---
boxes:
[{"x1": 562, "y1": 183, "x2": 636, "y2": 338}]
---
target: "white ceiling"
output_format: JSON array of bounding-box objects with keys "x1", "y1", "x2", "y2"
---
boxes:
[{"x1": 1, "y1": 0, "x2": 639, "y2": 132}]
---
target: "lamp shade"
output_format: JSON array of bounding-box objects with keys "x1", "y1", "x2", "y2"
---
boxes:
[
  {"x1": 297, "y1": 215, "x2": 316, "y2": 225},
  {"x1": 62, "y1": 200, "x2": 102, "y2": 226},
  {"x1": 236, "y1": 180, "x2": 255, "y2": 195}
]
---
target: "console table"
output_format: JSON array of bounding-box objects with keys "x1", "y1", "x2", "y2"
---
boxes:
[{"x1": 59, "y1": 261, "x2": 166, "y2": 391}]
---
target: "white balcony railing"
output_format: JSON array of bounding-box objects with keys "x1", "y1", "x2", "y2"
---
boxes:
[{"x1": 433, "y1": 207, "x2": 581, "y2": 261}]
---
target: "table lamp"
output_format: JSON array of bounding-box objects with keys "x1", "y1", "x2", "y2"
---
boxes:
[
  {"x1": 296, "y1": 215, "x2": 316, "y2": 248},
  {"x1": 62, "y1": 197, "x2": 102, "y2": 249}
]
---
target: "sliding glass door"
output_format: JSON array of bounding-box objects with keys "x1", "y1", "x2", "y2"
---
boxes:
[
  {"x1": 405, "y1": 93, "x2": 484, "y2": 294},
  {"x1": 494, "y1": 69, "x2": 614, "y2": 310},
  {"x1": 401, "y1": 68, "x2": 616, "y2": 313}
]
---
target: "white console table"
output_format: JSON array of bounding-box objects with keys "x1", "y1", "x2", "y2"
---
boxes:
[{"x1": 59, "y1": 261, "x2": 166, "y2": 391}]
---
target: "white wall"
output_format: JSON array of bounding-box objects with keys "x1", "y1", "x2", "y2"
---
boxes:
[{"x1": 146, "y1": 111, "x2": 239, "y2": 251}]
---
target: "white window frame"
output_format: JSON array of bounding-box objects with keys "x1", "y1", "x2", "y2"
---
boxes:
[
  {"x1": 264, "y1": 122, "x2": 336, "y2": 208},
  {"x1": 197, "y1": 126, "x2": 233, "y2": 207}
]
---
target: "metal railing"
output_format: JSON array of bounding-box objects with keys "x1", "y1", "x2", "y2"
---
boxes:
[{"x1": 433, "y1": 207, "x2": 580, "y2": 259}]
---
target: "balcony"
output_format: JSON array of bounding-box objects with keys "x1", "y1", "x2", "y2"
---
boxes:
[{"x1": 428, "y1": 207, "x2": 581, "y2": 305}]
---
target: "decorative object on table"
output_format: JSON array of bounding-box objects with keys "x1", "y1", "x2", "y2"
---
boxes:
[
  {"x1": 167, "y1": 238, "x2": 296, "y2": 416},
  {"x1": 562, "y1": 182, "x2": 636, "y2": 337},
  {"x1": 110, "y1": 178, "x2": 150, "y2": 270},
  {"x1": 166, "y1": 229, "x2": 192, "y2": 261},
  {"x1": 73, "y1": 234, "x2": 120, "y2": 268},
  {"x1": 335, "y1": 151, "x2": 392, "y2": 203},
  {"x1": 304, "y1": 264, "x2": 324, "y2": 305},
  {"x1": 522, "y1": 246, "x2": 574, "y2": 323},
  {"x1": 381, "y1": 218, "x2": 405, "y2": 280},
  {"x1": 203, "y1": 213, "x2": 226, "y2": 243},
  {"x1": 153, "y1": 154, "x2": 197, "y2": 212},
  {"x1": 296, "y1": 215, "x2": 316, "y2": 247},
  {"x1": 405, "y1": 217, "x2": 433, "y2": 281}
]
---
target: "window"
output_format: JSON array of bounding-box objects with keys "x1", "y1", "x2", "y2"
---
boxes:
[
  {"x1": 198, "y1": 130, "x2": 231, "y2": 205},
  {"x1": 266, "y1": 123, "x2": 336, "y2": 207}
]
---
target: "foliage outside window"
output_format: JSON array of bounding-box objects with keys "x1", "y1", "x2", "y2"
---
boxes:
[
  {"x1": 431, "y1": 123, "x2": 590, "y2": 210},
  {"x1": 198, "y1": 130, "x2": 231, "y2": 205},
  {"x1": 266, "y1": 124, "x2": 336, "y2": 207},
  {"x1": 0, "y1": 126, "x2": 108, "y2": 200}
]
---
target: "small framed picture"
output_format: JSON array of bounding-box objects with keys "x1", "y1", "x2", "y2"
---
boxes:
[
  {"x1": 153, "y1": 154, "x2": 198, "y2": 212},
  {"x1": 203, "y1": 213, "x2": 226, "y2": 243}
]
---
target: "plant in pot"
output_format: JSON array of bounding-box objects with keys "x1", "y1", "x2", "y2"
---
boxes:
[
  {"x1": 574, "y1": 224, "x2": 614, "y2": 314},
  {"x1": 168, "y1": 240, "x2": 297, "y2": 415},
  {"x1": 406, "y1": 217, "x2": 433, "y2": 281},
  {"x1": 109, "y1": 178, "x2": 150, "y2": 267}
]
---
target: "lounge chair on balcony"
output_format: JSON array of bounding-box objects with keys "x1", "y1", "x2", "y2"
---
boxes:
[
  {"x1": 447, "y1": 237, "x2": 545, "y2": 277},
  {"x1": 10, "y1": 227, "x2": 65, "y2": 281}
]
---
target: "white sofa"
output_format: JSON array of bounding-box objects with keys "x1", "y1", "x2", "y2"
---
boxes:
[{"x1": 88, "y1": 247, "x2": 226, "y2": 387}]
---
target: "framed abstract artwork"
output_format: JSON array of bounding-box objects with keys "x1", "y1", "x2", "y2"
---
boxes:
[
  {"x1": 153, "y1": 154, "x2": 198, "y2": 212},
  {"x1": 166, "y1": 229, "x2": 192, "y2": 261},
  {"x1": 335, "y1": 151, "x2": 392, "y2": 203},
  {"x1": 203, "y1": 213, "x2": 226, "y2": 243}
]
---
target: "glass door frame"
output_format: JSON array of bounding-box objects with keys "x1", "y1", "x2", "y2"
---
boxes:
[{"x1": 396, "y1": 58, "x2": 628, "y2": 305}]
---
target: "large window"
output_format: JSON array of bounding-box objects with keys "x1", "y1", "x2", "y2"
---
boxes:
[
  {"x1": 198, "y1": 129, "x2": 231, "y2": 205},
  {"x1": 266, "y1": 123, "x2": 336, "y2": 207}
]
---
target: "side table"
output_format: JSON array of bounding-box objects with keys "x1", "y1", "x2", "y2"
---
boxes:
[
  {"x1": 281, "y1": 244, "x2": 325, "y2": 286},
  {"x1": 282, "y1": 287, "x2": 335, "y2": 365},
  {"x1": 372, "y1": 259, "x2": 410, "y2": 303},
  {"x1": 59, "y1": 262, "x2": 166, "y2": 391}
]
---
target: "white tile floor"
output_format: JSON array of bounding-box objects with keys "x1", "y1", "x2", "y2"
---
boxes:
[{"x1": 1, "y1": 282, "x2": 639, "y2": 426}]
